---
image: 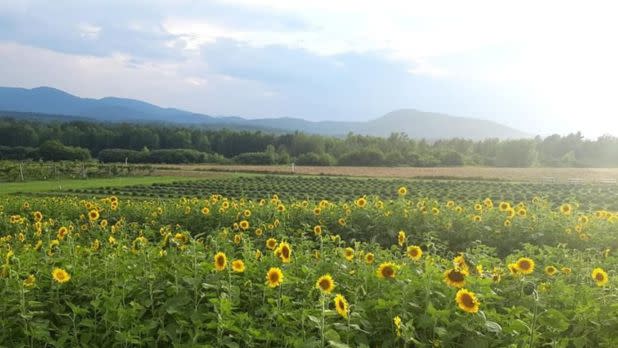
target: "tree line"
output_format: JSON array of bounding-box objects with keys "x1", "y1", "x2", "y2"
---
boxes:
[{"x1": 0, "y1": 116, "x2": 617, "y2": 167}]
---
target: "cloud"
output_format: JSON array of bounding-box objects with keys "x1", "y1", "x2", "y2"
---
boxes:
[{"x1": 1, "y1": 0, "x2": 618, "y2": 136}]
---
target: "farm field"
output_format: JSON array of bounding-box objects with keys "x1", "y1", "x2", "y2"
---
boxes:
[
  {"x1": 0, "y1": 176, "x2": 211, "y2": 195},
  {"x1": 1, "y1": 178, "x2": 618, "y2": 346},
  {"x1": 154, "y1": 163, "x2": 618, "y2": 183},
  {"x1": 36, "y1": 175, "x2": 618, "y2": 211}
]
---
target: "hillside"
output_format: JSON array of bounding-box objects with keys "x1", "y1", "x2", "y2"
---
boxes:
[{"x1": 0, "y1": 86, "x2": 529, "y2": 139}]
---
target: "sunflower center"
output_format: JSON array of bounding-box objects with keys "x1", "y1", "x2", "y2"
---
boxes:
[
  {"x1": 596, "y1": 273, "x2": 605, "y2": 281},
  {"x1": 382, "y1": 266, "x2": 394, "y2": 278},
  {"x1": 461, "y1": 293, "x2": 475, "y2": 308},
  {"x1": 518, "y1": 261, "x2": 530, "y2": 270},
  {"x1": 319, "y1": 279, "x2": 330, "y2": 290},
  {"x1": 282, "y1": 247, "x2": 290, "y2": 258},
  {"x1": 448, "y1": 271, "x2": 465, "y2": 282},
  {"x1": 338, "y1": 300, "x2": 345, "y2": 310},
  {"x1": 270, "y1": 273, "x2": 279, "y2": 282},
  {"x1": 216, "y1": 257, "x2": 225, "y2": 266}
]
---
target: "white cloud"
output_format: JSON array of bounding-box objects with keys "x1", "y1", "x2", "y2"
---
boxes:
[{"x1": 78, "y1": 23, "x2": 102, "y2": 40}]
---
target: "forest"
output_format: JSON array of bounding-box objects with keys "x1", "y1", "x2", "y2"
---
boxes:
[{"x1": 0, "y1": 116, "x2": 617, "y2": 167}]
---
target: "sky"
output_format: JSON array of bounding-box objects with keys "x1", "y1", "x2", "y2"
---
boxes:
[{"x1": 0, "y1": 0, "x2": 617, "y2": 137}]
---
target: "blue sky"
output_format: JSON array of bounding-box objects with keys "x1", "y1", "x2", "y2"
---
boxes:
[{"x1": 0, "y1": 0, "x2": 617, "y2": 137}]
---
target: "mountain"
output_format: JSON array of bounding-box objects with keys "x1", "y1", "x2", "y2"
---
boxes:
[{"x1": 0, "y1": 86, "x2": 530, "y2": 139}]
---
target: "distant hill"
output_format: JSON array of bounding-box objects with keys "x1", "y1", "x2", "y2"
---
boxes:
[{"x1": 0, "y1": 86, "x2": 530, "y2": 139}]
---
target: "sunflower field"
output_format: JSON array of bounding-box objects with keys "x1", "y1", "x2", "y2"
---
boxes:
[
  {"x1": 1, "y1": 188, "x2": 617, "y2": 347},
  {"x1": 43, "y1": 175, "x2": 618, "y2": 210}
]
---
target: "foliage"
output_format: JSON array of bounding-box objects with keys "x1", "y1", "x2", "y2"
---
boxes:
[
  {"x1": 53, "y1": 175, "x2": 618, "y2": 211},
  {"x1": 3, "y1": 117, "x2": 618, "y2": 167},
  {"x1": 0, "y1": 190, "x2": 617, "y2": 346}
]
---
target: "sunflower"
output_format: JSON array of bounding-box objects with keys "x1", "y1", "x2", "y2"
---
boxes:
[
  {"x1": 88, "y1": 210, "x2": 100, "y2": 222},
  {"x1": 355, "y1": 197, "x2": 367, "y2": 208},
  {"x1": 232, "y1": 259, "x2": 245, "y2": 273},
  {"x1": 504, "y1": 219, "x2": 512, "y2": 227},
  {"x1": 483, "y1": 198, "x2": 494, "y2": 208},
  {"x1": 545, "y1": 265, "x2": 557, "y2": 276},
  {"x1": 406, "y1": 245, "x2": 423, "y2": 261},
  {"x1": 23, "y1": 274, "x2": 36, "y2": 288},
  {"x1": 453, "y1": 254, "x2": 470, "y2": 274},
  {"x1": 333, "y1": 294, "x2": 349, "y2": 318},
  {"x1": 33, "y1": 211, "x2": 43, "y2": 222},
  {"x1": 397, "y1": 230, "x2": 406, "y2": 246},
  {"x1": 51, "y1": 268, "x2": 71, "y2": 284},
  {"x1": 277, "y1": 204, "x2": 286, "y2": 212},
  {"x1": 266, "y1": 238, "x2": 278, "y2": 250},
  {"x1": 338, "y1": 218, "x2": 346, "y2": 226},
  {"x1": 455, "y1": 206, "x2": 464, "y2": 213},
  {"x1": 57, "y1": 226, "x2": 69, "y2": 240},
  {"x1": 255, "y1": 249, "x2": 262, "y2": 260},
  {"x1": 316, "y1": 274, "x2": 335, "y2": 294},
  {"x1": 503, "y1": 208, "x2": 514, "y2": 218},
  {"x1": 214, "y1": 252, "x2": 227, "y2": 271},
  {"x1": 397, "y1": 186, "x2": 408, "y2": 196},
  {"x1": 474, "y1": 203, "x2": 483, "y2": 211},
  {"x1": 560, "y1": 203, "x2": 572, "y2": 215},
  {"x1": 592, "y1": 268, "x2": 608, "y2": 286},
  {"x1": 561, "y1": 267, "x2": 572, "y2": 275},
  {"x1": 446, "y1": 200, "x2": 455, "y2": 208},
  {"x1": 393, "y1": 315, "x2": 402, "y2": 337},
  {"x1": 201, "y1": 207, "x2": 210, "y2": 215},
  {"x1": 491, "y1": 273, "x2": 501, "y2": 283},
  {"x1": 517, "y1": 208, "x2": 527, "y2": 217},
  {"x1": 578, "y1": 215, "x2": 589, "y2": 224},
  {"x1": 313, "y1": 225, "x2": 322, "y2": 236},
  {"x1": 277, "y1": 242, "x2": 292, "y2": 263},
  {"x1": 499, "y1": 202, "x2": 510, "y2": 211},
  {"x1": 365, "y1": 252, "x2": 375, "y2": 264},
  {"x1": 233, "y1": 234, "x2": 242, "y2": 245},
  {"x1": 343, "y1": 247, "x2": 355, "y2": 261},
  {"x1": 377, "y1": 262, "x2": 397, "y2": 279},
  {"x1": 515, "y1": 257, "x2": 535, "y2": 275},
  {"x1": 255, "y1": 228, "x2": 263, "y2": 237},
  {"x1": 313, "y1": 207, "x2": 321, "y2": 215},
  {"x1": 508, "y1": 263, "x2": 519, "y2": 275},
  {"x1": 455, "y1": 288, "x2": 480, "y2": 314},
  {"x1": 243, "y1": 209, "x2": 251, "y2": 217},
  {"x1": 266, "y1": 267, "x2": 283, "y2": 288},
  {"x1": 444, "y1": 269, "x2": 466, "y2": 288},
  {"x1": 473, "y1": 215, "x2": 482, "y2": 222},
  {"x1": 239, "y1": 220, "x2": 250, "y2": 230}
]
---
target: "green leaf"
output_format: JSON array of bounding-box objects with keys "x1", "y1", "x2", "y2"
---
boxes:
[{"x1": 484, "y1": 321, "x2": 502, "y2": 334}]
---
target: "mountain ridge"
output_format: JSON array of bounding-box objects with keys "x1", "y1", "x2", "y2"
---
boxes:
[{"x1": 0, "y1": 86, "x2": 530, "y2": 139}]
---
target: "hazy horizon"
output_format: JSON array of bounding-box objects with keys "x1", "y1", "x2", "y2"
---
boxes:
[{"x1": 1, "y1": 1, "x2": 617, "y2": 137}]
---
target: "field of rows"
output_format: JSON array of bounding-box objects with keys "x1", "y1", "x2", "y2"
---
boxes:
[
  {"x1": 154, "y1": 164, "x2": 618, "y2": 183},
  {"x1": 1, "y1": 186, "x2": 617, "y2": 346},
  {"x1": 45, "y1": 175, "x2": 618, "y2": 210}
]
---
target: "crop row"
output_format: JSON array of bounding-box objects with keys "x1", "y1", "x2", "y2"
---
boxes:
[{"x1": 46, "y1": 175, "x2": 618, "y2": 210}]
